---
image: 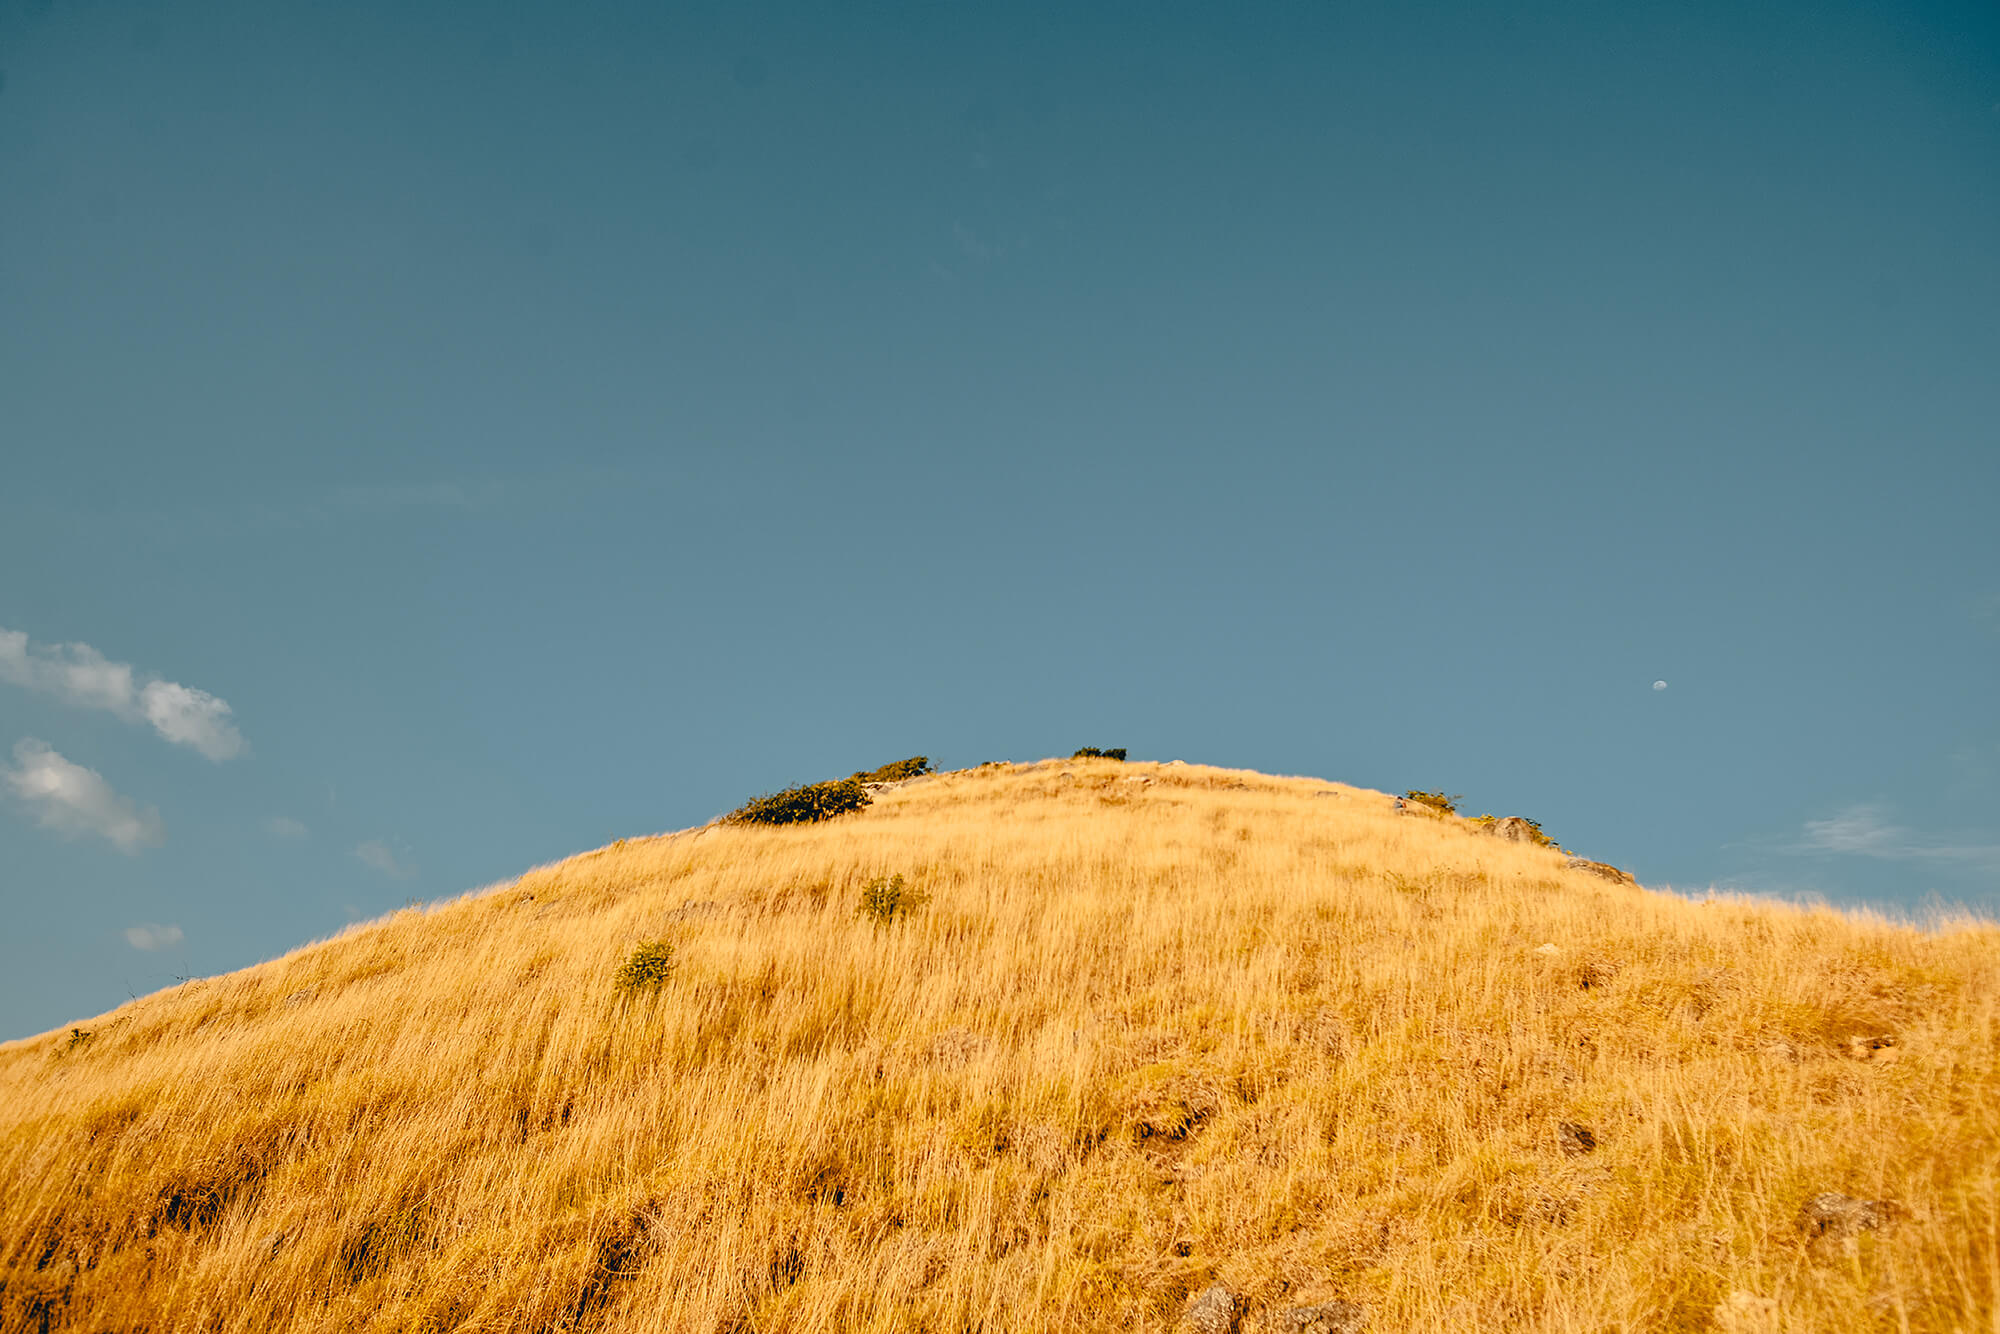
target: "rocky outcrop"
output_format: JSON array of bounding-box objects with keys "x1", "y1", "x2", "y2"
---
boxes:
[
  {"x1": 1557, "y1": 1121, "x2": 1597, "y2": 1156},
  {"x1": 1267, "y1": 1301, "x2": 1367, "y2": 1333},
  {"x1": 1799, "y1": 1192, "x2": 1905, "y2": 1252},
  {"x1": 1565, "y1": 857, "x2": 1635, "y2": 886},
  {"x1": 1186, "y1": 1284, "x2": 1241, "y2": 1334}
]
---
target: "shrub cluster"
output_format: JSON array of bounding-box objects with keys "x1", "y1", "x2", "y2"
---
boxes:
[
  {"x1": 1403, "y1": 788, "x2": 1462, "y2": 815},
  {"x1": 852, "y1": 756, "x2": 933, "y2": 783},
  {"x1": 1072, "y1": 747, "x2": 1127, "y2": 761},
  {"x1": 726, "y1": 779, "x2": 871, "y2": 826},
  {"x1": 615, "y1": 940, "x2": 676, "y2": 991},
  {"x1": 857, "y1": 874, "x2": 929, "y2": 926}
]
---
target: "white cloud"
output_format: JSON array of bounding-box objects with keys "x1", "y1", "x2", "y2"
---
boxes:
[
  {"x1": 266, "y1": 815, "x2": 308, "y2": 839},
  {"x1": 1790, "y1": 803, "x2": 2000, "y2": 869},
  {"x1": 138, "y1": 680, "x2": 242, "y2": 760},
  {"x1": 1652, "y1": 680, "x2": 1668, "y2": 691},
  {"x1": 0, "y1": 627, "x2": 244, "y2": 760},
  {"x1": 3, "y1": 739, "x2": 166, "y2": 852},
  {"x1": 355, "y1": 839, "x2": 414, "y2": 879},
  {"x1": 124, "y1": 923, "x2": 184, "y2": 951}
]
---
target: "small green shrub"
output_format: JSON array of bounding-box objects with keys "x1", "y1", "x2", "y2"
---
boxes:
[
  {"x1": 726, "y1": 778, "x2": 872, "y2": 826},
  {"x1": 615, "y1": 940, "x2": 677, "y2": 991},
  {"x1": 1403, "y1": 789, "x2": 1462, "y2": 815},
  {"x1": 1073, "y1": 747, "x2": 1127, "y2": 761},
  {"x1": 852, "y1": 756, "x2": 933, "y2": 783},
  {"x1": 857, "y1": 874, "x2": 930, "y2": 926}
]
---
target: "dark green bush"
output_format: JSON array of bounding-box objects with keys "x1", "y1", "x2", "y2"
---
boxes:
[
  {"x1": 1404, "y1": 789, "x2": 1463, "y2": 815},
  {"x1": 1072, "y1": 747, "x2": 1127, "y2": 761},
  {"x1": 852, "y1": 756, "x2": 933, "y2": 783},
  {"x1": 726, "y1": 778, "x2": 872, "y2": 826},
  {"x1": 858, "y1": 874, "x2": 929, "y2": 926},
  {"x1": 615, "y1": 940, "x2": 676, "y2": 991}
]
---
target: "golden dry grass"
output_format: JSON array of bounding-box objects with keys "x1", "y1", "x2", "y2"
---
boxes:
[{"x1": 2, "y1": 760, "x2": 1997, "y2": 1333}]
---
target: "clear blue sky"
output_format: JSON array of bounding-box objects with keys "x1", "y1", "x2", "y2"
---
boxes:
[{"x1": 2, "y1": 0, "x2": 1996, "y2": 1039}]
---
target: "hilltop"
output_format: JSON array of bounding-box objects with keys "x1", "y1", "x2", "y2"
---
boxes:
[{"x1": 2, "y1": 760, "x2": 1995, "y2": 1332}]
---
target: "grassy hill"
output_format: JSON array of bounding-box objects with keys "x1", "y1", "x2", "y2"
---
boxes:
[{"x1": 3, "y1": 760, "x2": 1996, "y2": 1333}]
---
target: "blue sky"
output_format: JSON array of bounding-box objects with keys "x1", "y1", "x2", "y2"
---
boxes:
[{"x1": 1, "y1": 0, "x2": 1995, "y2": 1039}]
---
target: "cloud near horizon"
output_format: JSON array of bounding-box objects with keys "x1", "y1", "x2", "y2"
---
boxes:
[
  {"x1": 124, "y1": 923, "x2": 184, "y2": 951},
  {"x1": 0, "y1": 627, "x2": 245, "y2": 761},
  {"x1": 354, "y1": 839, "x2": 414, "y2": 879},
  {"x1": 1790, "y1": 803, "x2": 2000, "y2": 870},
  {"x1": 3, "y1": 739, "x2": 166, "y2": 852}
]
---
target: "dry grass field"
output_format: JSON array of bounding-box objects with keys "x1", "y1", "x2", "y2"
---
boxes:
[{"x1": 2, "y1": 760, "x2": 1996, "y2": 1333}]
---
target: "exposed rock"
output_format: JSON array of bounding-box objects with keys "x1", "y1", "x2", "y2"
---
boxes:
[
  {"x1": 1558, "y1": 1121, "x2": 1597, "y2": 1156},
  {"x1": 1845, "y1": 1034, "x2": 1902, "y2": 1063},
  {"x1": 1394, "y1": 797, "x2": 1446, "y2": 817},
  {"x1": 1186, "y1": 1284, "x2": 1242, "y2": 1334},
  {"x1": 1486, "y1": 817, "x2": 1540, "y2": 843},
  {"x1": 1267, "y1": 1300, "x2": 1367, "y2": 1334},
  {"x1": 1533, "y1": 942, "x2": 1562, "y2": 957},
  {"x1": 860, "y1": 775, "x2": 935, "y2": 793},
  {"x1": 1565, "y1": 857, "x2": 1635, "y2": 886},
  {"x1": 1799, "y1": 1192, "x2": 1903, "y2": 1248}
]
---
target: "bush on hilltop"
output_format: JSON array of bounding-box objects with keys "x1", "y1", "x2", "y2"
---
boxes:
[
  {"x1": 1403, "y1": 788, "x2": 1462, "y2": 815},
  {"x1": 852, "y1": 757, "x2": 933, "y2": 783},
  {"x1": 726, "y1": 778, "x2": 872, "y2": 826}
]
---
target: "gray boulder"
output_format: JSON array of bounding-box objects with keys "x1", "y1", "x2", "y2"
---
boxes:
[
  {"x1": 1186, "y1": 1285, "x2": 1242, "y2": 1334},
  {"x1": 1799, "y1": 1192, "x2": 1898, "y2": 1243},
  {"x1": 1565, "y1": 857, "x2": 1635, "y2": 886},
  {"x1": 1269, "y1": 1301, "x2": 1367, "y2": 1334}
]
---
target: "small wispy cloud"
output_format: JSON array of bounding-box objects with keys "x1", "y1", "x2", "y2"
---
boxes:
[
  {"x1": 265, "y1": 815, "x2": 308, "y2": 839},
  {"x1": 1789, "y1": 803, "x2": 2000, "y2": 869},
  {"x1": 0, "y1": 627, "x2": 245, "y2": 760},
  {"x1": 952, "y1": 221, "x2": 996, "y2": 262},
  {"x1": 124, "y1": 923, "x2": 184, "y2": 951},
  {"x1": 3, "y1": 739, "x2": 166, "y2": 852},
  {"x1": 355, "y1": 839, "x2": 414, "y2": 879}
]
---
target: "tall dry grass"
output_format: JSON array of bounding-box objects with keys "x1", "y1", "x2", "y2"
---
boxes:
[{"x1": 1, "y1": 760, "x2": 1996, "y2": 1333}]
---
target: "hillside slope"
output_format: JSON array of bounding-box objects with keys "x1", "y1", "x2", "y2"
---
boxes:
[{"x1": 2, "y1": 761, "x2": 1996, "y2": 1333}]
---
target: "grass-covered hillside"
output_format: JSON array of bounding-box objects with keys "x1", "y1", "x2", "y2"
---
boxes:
[{"x1": 2, "y1": 761, "x2": 1996, "y2": 1332}]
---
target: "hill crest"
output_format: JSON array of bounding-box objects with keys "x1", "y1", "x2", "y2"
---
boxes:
[{"x1": 2, "y1": 759, "x2": 1995, "y2": 1332}]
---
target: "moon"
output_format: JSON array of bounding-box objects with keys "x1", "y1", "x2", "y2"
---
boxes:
[{"x1": 1652, "y1": 680, "x2": 1668, "y2": 691}]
